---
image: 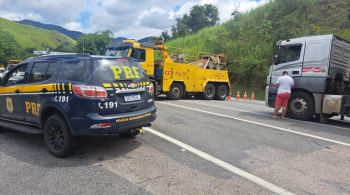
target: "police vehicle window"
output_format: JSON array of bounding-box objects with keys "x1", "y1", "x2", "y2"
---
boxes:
[
  {"x1": 29, "y1": 62, "x2": 49, "y2": 83},
  {"x1": 92, "y1": 59, "x2": 146, "y2": 84},
  {"x1": 5, "y1": 63, "x2": 28, "y2": 86},
  {"x1": 45, "y1": 62, "x2": 59, "y2": 80},
  {"x1": 278, "y1": 45, "x2": 302, "y2": 64},
  {"x1": 131, "y1": 49, "x2": 146, "y2": 62},
  {"x1": 59, "y1": 61, "x2": 86, "y2": 82}
]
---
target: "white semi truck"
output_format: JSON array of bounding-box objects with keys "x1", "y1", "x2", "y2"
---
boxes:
[{"x1": 266, "y1": 34, "x2": 350, "y2": 123}]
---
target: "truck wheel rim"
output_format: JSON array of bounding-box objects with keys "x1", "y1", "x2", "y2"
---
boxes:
[
  {"x1": 47, "y1": 121, "x2": 64, "y2": 151},
  {"x1": 206, "y1": 86, "x2": 214, "y2": 96},
  {"x1": 173, "y1": 87, "x2": 180, "y2": 96},
  {"x1": 219, "y1": 87, "x2": 226, "y2": 97},
  {"x1": 290, "y1": 98, "x2": 308, "y2": 114}
]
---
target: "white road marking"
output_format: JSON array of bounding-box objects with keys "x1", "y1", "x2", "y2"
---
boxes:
[
  {"x1": 181, "y1": 100, "x2": 350, "y2": 132},
  {"x1": 144, "y1": 127, "x2": 295, "y2": 195},
  {"x1": 158, "y1": 101, "x2": 350, "y2": 147}
]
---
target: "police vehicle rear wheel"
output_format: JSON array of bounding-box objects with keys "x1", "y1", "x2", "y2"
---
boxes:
[
  {"x1": 167, "y1": 83, "x2": 184, "y2": 100},
  {"x1": 203, "y1": 83, "x2": 216, "y2": 100},
  {"x1": 44, "y1": 114, "x2": 75, "y2": 157},
  {"x1": 215, "y1": 84, "x2": 228, "y2": 100}
]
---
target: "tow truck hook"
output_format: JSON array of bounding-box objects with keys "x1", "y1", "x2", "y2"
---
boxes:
[{"x1": 138, "y1": 128, "x2": 146, "y2": 135}]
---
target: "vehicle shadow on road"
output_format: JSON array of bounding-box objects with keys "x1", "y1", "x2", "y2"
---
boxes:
[{"x1": 0, "y1": 129, "x2": 141, "y2": 167}]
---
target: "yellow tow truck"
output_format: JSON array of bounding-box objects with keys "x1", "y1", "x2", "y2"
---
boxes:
[{"x1": 106, "y1": 39, "x2": 231, "y2": 100}]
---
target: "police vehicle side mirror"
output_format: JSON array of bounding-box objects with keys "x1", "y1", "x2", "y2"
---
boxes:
[{"x1": 273, "y1": 55, "x2": 280, "y2": 65}]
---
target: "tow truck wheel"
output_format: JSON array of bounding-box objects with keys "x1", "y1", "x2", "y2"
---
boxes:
[
  {"x1": 203, "y1": 83, "x2": 216, "y2": 100},
  {"x1": 287, "y1": 91, "x2": 315, "y2": 121},
  {"x1": 167, "y1": 83, "x2": 184, "y2": 100},
  {"x1": 119, "y1": 129, "x2": 140, "y2": 138},
  {"x1": 44, "y1": 114, "x2": 75, "y2": 158},
  {"x1": 215, "y1": 84, "x2": 228, "y2": 100}
]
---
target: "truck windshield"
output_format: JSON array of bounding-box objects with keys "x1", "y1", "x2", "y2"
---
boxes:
[
  {"x1": 92, "y1": 59, "x2": 146, "y2": 84},
  {"x1": 105, "y1": 47, "x2": 130, "y2": 58},
  {"x1": 277, "y1": 45, "x2": 302, "y2": 64}
]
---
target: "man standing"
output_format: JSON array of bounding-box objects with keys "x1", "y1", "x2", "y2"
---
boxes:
[{"x1": 273, "y1": 71, "x2": 294, "y2": 119}]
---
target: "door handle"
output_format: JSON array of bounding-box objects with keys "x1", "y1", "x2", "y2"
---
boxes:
[
  {"x1": 41, "y1": 88, "x2": 48, "y2": 93},
  {"x1": 292, "y1": 71, "x2": 300, "y2": 74},
  {"x1": 15, "y1": 89, "x2": 20, "y2": 93}
]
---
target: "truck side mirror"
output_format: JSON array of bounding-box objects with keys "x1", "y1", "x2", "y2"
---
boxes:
[{"x1": 273, "y1": 55, "x2": 280, "y2": 65}]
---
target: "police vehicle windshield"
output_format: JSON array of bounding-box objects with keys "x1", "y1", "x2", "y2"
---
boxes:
[{"x1": 92, "y1": 59, "x2": 146, "y2": 84}]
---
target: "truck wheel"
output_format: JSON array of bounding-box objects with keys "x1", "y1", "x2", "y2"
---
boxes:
[
  {"x1": 44, "y1": 114, "x2": 75, "y2": 158},
  {"x1": 215, "y1": 84, "x2": 228, "y2": 100},
  {"x1": 287, "y1": 91, "x2": 315, "y2": 121},
  {"x1": 167, "y1": 83, "x2": 184, "y2": 100},
  {"x1": 203, "y1": 83, "x2": 216, "y2": 100},
  {"x1": 119, "y1": 129, "x2": 139, "y2": 138}
]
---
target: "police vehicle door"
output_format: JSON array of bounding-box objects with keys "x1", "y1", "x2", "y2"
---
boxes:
[
  {"x1": 23, "y1": 61, "x2": 58, "y2": 124},
  {"x1": 0, "y1": 63, "x2": 29, "y2": 121}
]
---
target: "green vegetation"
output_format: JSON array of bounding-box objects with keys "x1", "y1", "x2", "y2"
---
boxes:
[
  {"x1": 0, "y1": 28, "x2": 21, "y2": 65},
  {"x1": 0, "y1": 17, "x2": 76, "y2": 59},
  {"x1": 76, "y1": 30, "x2": 113, "y2": 55},
  {"x1": 165, "y1": 4, "x2": 219, "y2": 40},
  {"x1": 167, "y1": 0, "x2": 350, "y2": 99}
]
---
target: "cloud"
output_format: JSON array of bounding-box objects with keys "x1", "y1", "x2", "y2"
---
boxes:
[{"x1": 0, "y1": 0, "x2": 268, "y2": 39}]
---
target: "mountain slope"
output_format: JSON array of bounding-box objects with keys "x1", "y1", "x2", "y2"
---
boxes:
[
  {"x1": 17, "y1": 19, "x2": 84, "y2": 40},
  {"x1": 0, "y1": 17, "x2": 76, "y2": 52},
  {"x1": 167, "y1": 0, "x2": 350, "y2": 91}
]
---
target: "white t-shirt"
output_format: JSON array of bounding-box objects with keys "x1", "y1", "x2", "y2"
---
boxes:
[{"x1": 276, "y1": 75, "x2": 294, "y2": 94}]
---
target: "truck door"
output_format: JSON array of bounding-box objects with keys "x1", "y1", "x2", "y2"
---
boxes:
[
  {"x1": 271, "y1": 43, "x2": 305, "y2": 84},
  {"x1": 0, "y1": 63, "x2": 29, "y2": 121}
]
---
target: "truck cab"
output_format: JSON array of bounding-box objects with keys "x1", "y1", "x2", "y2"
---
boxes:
[
  {"x1": 266, "y1": 34, "x2": 350, "y2": 121},
  {"x1": 107, "y1": 39, "x2": 231, "y2": 100}
]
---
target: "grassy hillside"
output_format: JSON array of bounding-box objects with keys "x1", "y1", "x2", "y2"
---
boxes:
[
  {"x1": 168, "y1": 0, "x2": 350, "y2": 98},
  {"x1": 0, "y1": 17, "x2": 76, "y2": 52}
]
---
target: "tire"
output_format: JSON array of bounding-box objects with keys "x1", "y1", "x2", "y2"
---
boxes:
[
  {"x1": 167, "y1": 83, "x2": 184, "y2": 100},
  {"x1": 119, "y1": 129, "x2": 139, "y2": 138},
  {"x1": 203, "y1": 83, "x2": 216, "y2": 100},
  {"x1": 44, "y1": 114, "x2": 75, "y2": 158},
  {"x1": 215, "y1": 84, "x2": 228, "y2": 100},
  {"x1": 287, "y1": 91, "x2": 315, "y2": 121}
]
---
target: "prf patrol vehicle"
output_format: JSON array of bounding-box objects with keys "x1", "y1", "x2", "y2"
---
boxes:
[
  {"x1": 106, "y1": 39, "x2": 231, "y2": 100},
  {"x1": 266, "y1": 34, "x2": 350, "y2": 123},
  {"x1": 0, "y1": 54, "x2": 156, "y2": 157}
]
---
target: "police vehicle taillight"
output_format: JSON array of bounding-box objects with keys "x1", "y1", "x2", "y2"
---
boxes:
[
  {"x1": 147, "y1": 83, "x2": 154, "y2": 94},
  {"x1": 72, "y1": 85, "x2": 107, "y2": 99}
]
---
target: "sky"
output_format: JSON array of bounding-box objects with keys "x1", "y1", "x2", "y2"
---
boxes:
[{"x1": 0, "y1": 0, "x2": 268, "y2": 39}]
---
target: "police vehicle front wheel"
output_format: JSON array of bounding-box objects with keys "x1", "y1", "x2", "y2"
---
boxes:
[{"x1": 44, "y1": 114, "x2": 75, "y2": 158}]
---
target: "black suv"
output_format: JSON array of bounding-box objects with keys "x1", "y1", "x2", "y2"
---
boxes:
[{"x1": 0, "y1": 54, "x2": 156, "y2": 157}]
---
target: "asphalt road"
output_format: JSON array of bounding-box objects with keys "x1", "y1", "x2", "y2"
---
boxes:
[{"x1": 1, "y1": 98, "x2": 350, "y2": 194}]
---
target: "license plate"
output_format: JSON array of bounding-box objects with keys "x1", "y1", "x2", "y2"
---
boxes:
[{"x1": 124, "y1": 94, "x2": 141, "y2": 102}]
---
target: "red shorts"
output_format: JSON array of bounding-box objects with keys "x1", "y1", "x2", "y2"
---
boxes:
[{"x1": 275, "y1": 92, "x2": 291, "y2": 109}]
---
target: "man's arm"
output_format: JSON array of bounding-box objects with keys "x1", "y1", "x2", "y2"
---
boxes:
[{"x1": 275, "y1": 78, "x2": 280, "y2": 88}]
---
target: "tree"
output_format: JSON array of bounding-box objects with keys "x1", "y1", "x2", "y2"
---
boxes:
[
  {"x1": 171, "y1": 4, "x2": 219, "y2": 38},
  {"x1": 0, "y1": 29, "x2": 21, "y2": 65},
  {"x1": 161, "y1": 30, "x2": 171, "y2": 41},
  {"x1": 76, "y1": 30, "x2": 113, "y2": 55}
]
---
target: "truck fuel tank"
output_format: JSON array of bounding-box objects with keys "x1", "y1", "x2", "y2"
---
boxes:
[{"x1": 322, "y1": 95, "x2": 343, "y2": 114}]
